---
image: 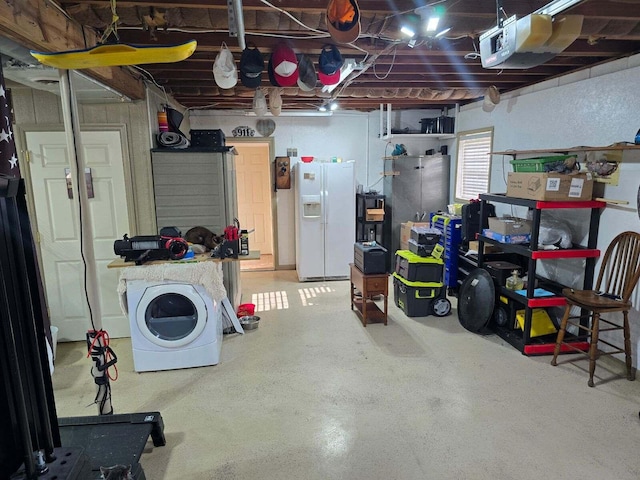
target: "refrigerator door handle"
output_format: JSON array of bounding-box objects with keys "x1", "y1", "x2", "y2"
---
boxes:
[{"x1": 322, "y1": 188, "x2": 327, "y2": 225}]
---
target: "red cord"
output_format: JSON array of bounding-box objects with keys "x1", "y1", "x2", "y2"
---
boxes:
[{"x1": 86, "y1": 329, "x2": 118, "y2": 381}]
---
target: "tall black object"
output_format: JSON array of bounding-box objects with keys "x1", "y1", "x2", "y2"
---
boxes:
[
  {"x1": 355, "y1": 193, "x2": 390, "y2": 268},
  {"x1": 1, "y1": 176, "x2": 166, "y2": 479},
  {"x1": 0, "y1": 176, "x2": 60, "y2": 478}
]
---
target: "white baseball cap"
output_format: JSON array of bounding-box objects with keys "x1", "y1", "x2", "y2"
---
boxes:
[
  {"x1": 253, "y1": 89, "x2": 268, "y2": 116},
  {"x1": 213, "y1": 43, "x2": 238, "y2": 89}
]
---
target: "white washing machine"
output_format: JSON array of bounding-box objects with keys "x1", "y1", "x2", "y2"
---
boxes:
[{"x1": 126, "y1": 280, "x2": 223, "y2": 372}]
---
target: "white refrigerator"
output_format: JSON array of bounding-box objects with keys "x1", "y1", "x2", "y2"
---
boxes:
[{"x1": 294, "y1": 161, "x2": 355, "y2": 281}]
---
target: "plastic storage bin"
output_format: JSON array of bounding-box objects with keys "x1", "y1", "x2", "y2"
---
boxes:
[
  {"x1": 509, "y1": 155, "x2": 576, "y2": 172},
  {"x1": 395, "y1": 250, "x2": 443, "y2": 283},
  {"x1": 392, "y1": 273, "x2": 443, "y2": 317},
  {"x1": 515, "y1": 308, "x2": 557, "y2": 337}
]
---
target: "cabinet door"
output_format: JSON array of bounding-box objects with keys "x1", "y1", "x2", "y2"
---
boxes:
[
  {"x1": 151, "y1": 151, "x2": 228, "y2": 234},
  {"x1": 420, "y1": 154, "x2": 450, "y2": 217},
  {"x1": 390, "y1": 157, "x2": 423, "y2": 253}
]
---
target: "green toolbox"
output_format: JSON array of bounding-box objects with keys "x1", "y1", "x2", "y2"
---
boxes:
[
  {"x1": 392, "y1": 272, "x2": 450, "y2": 317},
  {"x1": 394, "y1": 250, "x2": 443, "y2": 283}
]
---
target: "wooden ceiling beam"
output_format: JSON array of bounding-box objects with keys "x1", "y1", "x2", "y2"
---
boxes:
[{"x1": 0, "y1": 0, "x2": 144, "y2": 101}]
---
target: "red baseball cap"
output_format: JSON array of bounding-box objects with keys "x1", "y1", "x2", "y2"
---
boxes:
[{"x1": 269, "y1": 44, "x2": 298, "y2": 87}]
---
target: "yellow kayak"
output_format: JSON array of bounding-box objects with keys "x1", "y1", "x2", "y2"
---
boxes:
[{"x1": 30, "y1": 40, "x2": 197, "y2": 69}]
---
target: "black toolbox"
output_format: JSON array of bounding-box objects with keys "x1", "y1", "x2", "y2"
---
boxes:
[
  {"x1": 395, "y1": 250, "x2": 443, "y2": 283},
  {"x1": 354, "y1": 242, "x2": 387, "y2": 274},
  {"x1": 409, "y1": 226, "x2": 441, "y2": 245},
  {"x1": 408, "y1": 238, "x2": 436, "y2": 257},
  {"x1": 485, "y1": 261, "x2": 522, "y2": 286},
  {"x1": 190, "y1": 129, "x2": 226, "y2": 147}
]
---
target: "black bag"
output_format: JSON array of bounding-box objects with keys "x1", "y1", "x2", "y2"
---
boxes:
[{"x1": 461, "y1": 201, "x2": 496, "y2": 243}]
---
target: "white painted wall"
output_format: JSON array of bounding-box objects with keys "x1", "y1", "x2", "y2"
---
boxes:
[
  {"x1": 189, "y1": 108, "x2": 457, "y2": 267},
  {"x1": 454, "y1": 52, "x2": 640, "y2": 366},
  {"x1": 190, "y1": 111, "x2": 373, "y2": 266}
]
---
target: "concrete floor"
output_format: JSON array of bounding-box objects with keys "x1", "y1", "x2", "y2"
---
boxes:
[{"x1": 52, "y1": 270, "x2": 640, "y2": 479}]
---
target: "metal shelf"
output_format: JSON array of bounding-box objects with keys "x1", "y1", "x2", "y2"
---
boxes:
[
  {"x1": 381, "y1": 133, "x2": 456, "y2": 141},
  {"x1": 480, "y1": 193, "x2": 606, "y2": 210},
  {"x1": 491, "y1": 144, "x2": 640, "y2": 156}
]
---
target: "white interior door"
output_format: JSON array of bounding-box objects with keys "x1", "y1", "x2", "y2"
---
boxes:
[
  {"x1": 25, "y1": 130, "x2": 130, "y2": 341},
  {"x1": 235, "y1": 143, "x2": 274, "y2": 255}
]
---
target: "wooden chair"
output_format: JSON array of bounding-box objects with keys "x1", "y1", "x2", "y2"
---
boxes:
[{"x1": 551, "y1": 231, "x2": 640, "y2": 387}]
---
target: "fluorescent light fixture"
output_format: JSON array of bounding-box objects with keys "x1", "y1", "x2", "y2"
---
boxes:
[
  {"x1": 401, "y1": 25, "x2": 416, "y2": 37},
  {"x1": 330, "y1": 102, "x2": 338, "y2": 111},
  {"x1": 321, "y1": 59, "x2": 357, "y2": 93},
  {"x1": 435, "y1": 26, "x2": 452, "y2": 38},
  {"x1": 426, "y1": 16, "x2": 440, "y2": 32}
]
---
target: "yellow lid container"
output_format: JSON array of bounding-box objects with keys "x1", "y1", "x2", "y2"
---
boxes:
[
  {"x1": 515, "y1": 14, "x2": 552, "y2": 52},
  {"x1": 515, "y1": 308, "x2": 557, "y2": 338}
]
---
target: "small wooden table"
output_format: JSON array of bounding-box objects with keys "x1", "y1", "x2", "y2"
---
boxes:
[{"x1": 349, "y1": 263, "x2": 389, "y2": 327}]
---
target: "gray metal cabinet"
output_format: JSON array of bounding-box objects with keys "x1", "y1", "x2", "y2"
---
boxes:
[
  {"x1": 383, "y1": 154, "x2": 450, "y2": 254},
  {"x1": 150, "y1": 148, "x2": 241, "y2": 309}
]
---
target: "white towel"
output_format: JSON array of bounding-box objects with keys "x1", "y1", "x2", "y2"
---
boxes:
[{"x1": 117, "y1": 261, "x2": 226, "y2": 316}]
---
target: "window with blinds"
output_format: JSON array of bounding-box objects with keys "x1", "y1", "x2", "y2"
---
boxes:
[{"x1": 455, "y1": 129, "x2": 493, "y2": 201}]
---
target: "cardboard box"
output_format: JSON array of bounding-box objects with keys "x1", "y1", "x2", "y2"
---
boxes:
[
  {"x1": 365, "y1": 199, "x2": 385, "y2": 221},
  {"x1": 400, "y1": 221, "x2": 429, "y2": 251},
  {"x1": 506, "y1": 172, "x2": 593, "y2": 201},
  {"x1": 487, "y1": 216, "x2": 531, "y2": 235},
  {"x1": 483, "y1": 229, "x2": 531, "y2": 245},
  {"x1": 366, "y1": 208, "x2": 385, "y2": 221},
  {"x1": 468, "y1": 240, "x2": 499, "y2": 254}
]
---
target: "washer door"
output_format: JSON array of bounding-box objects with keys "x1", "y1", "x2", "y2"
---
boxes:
[{"x1": 136, "y1": 284, "x2": 208, "y2": 348}]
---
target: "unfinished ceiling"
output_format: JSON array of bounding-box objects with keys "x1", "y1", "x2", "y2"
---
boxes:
[{"x1": 13, "y1": 0, "x2": 640, "y2": 111}]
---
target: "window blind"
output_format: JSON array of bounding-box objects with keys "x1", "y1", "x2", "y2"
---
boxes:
[{"x1": 455, "y1": 131, "x2": 492, "y2": 201}]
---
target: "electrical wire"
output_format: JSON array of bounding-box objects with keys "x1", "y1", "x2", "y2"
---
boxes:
[
  {"x1": 65, "y1": 73, "x2": 97, "y2": 334},
  {"x1": 372, "y1": 45, "x2": 398, "y2": 80},
  {"x1": 87, "y1": 330, "x2": 118, "y2": 381},
  {"x1": 132, "y1": 65, "x2": 169, "y2": 105}
]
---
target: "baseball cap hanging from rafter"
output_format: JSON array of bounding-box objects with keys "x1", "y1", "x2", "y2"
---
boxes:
[
  {"x1": 213, "y1": 42, "x2": 238, "y2": 89},
  {"x1": 318, "y1": 44, "x2": 344, "y2": 86},
  {"x1": 239, "y1": 45, "x2": 265, "y2": 89},
  {"x1": 326, "y1": 0, "x2": 361, "y2": 44},
  {"x1": 268, "y1": 44, "x2": 299, "y2": 87},
  {"x1": 297, "y1": 54, "x2": 318, "y2": 92},
  {"x1": 269, "y1": 88, "x2": 283, "y2": 116},
  {"x1": 253, "y1": 88, "x2": 268, "y2": 116}
]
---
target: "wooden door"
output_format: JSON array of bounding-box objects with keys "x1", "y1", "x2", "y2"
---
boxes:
[
  {"x1": 25, "y1": 130, "x2": 130, "y2": 341},
  {"x1": 234, "y1": 143, "x2": 274, "y2": 256}
]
